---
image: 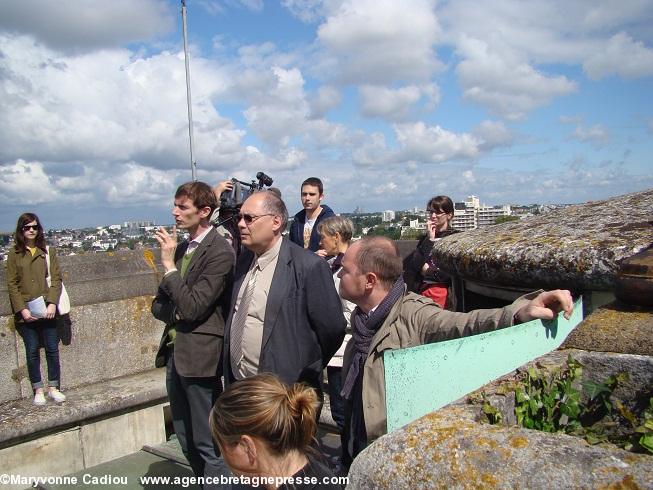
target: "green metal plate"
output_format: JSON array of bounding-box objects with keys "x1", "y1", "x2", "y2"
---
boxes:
[{"x1": 385, "y1": 298, "x2": 583, "y2": 433}]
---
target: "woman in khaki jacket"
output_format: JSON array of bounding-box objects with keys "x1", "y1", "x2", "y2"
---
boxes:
[{"x1": 5, "y1": 213, "x2": 66, "y2": 405}]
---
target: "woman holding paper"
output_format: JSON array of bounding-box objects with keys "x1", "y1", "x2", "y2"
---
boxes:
[{"x1": 5, "y1": 213, "x2": 66, "y2": 405}]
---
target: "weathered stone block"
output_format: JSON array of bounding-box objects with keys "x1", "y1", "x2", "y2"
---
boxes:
[
  {"x1": 432, "y1": 188, "x2": 653, "y2": 291},
  {"x1": 562, "y1": 301, "x2": 653, "y2": 356},
  {"x1": 349, "y1": 405, "x2": 653, "y2": 489}
]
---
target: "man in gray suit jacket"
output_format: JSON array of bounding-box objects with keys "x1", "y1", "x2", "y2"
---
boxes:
[
  {"x1": 152, "y1": 182, "x2": 234, "y2": 483},
  {"x1": 223, "y1": 191, "x2": 345, "y2": 395}
]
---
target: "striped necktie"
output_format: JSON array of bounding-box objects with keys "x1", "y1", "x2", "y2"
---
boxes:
[{"x1": 230, "y1": 261, "x2": 259, "y2": 376}]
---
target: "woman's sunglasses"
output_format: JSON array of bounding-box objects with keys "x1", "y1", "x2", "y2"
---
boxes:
[{"x1": 22, "y1": 225, "x2": 39, "y2": 231}]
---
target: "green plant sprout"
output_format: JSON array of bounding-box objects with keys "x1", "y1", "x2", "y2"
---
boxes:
[{"x1": 481, "y1": 354, "x2": 653, "y2": 455}]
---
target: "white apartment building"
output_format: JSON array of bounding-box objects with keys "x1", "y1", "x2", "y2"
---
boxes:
[
  {"x1": 409, "y1": 219, "x2": 427, "y2": 230},
  {"x1": 382, "y1": 210, "x2": 396, "y2": 222},
  {"x1": 451, "y1": 195, "x2": 511, "y2": 230}
]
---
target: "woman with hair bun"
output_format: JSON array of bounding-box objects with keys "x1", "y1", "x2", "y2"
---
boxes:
[{"x1": 210, "y1": 373, "x2": 343, "y2": 489}]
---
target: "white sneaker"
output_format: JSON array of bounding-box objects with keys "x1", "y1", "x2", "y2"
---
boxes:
[
  {"x1": 48, "y1": 388, "x2": 66, "y2": 403},
  {"x1": 33, "y1": 392, "x2": 46, "y2": 405}
]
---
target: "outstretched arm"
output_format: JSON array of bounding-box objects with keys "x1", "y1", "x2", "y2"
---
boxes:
[{"x1": 515, "y1": 289, "x2": 574, "y2": 323}]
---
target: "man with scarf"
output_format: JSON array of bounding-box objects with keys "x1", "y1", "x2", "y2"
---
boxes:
[{"x1": 337, "y1": 236, "x2": 574, "y2": 465}]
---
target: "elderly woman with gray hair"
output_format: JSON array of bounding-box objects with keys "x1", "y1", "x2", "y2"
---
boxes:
[{"x1": 317, "y1": 216, "x2": 355, "y2": 466}]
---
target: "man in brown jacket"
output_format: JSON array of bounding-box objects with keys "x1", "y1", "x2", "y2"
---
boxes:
[
  {"x1": 152, "y1": 182, "x2": 234, "y2": 484},
  {"x1": 338, "y1": 236, "x2": 574, "y2": 465}
]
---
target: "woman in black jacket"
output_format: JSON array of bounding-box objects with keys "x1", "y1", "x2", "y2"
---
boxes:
[{"x1": 403, "y1": 196, "x2": 460, "y2": 309}]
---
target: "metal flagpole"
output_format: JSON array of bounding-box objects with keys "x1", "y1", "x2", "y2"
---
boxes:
[{"x1": 181, "y1": 0, "x2": 197, "y2": 181}]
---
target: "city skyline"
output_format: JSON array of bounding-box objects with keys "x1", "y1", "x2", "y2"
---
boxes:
[
  {"x1": 1, "y1": 0, "x2": 652, "y2": 230},
  {"x1": 0, "y1": 195, "x2": 558, "y2": 234}
]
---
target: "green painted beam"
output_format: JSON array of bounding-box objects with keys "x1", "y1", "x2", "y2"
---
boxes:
[{"x1": 385, "y1": 298, "x2": 583, "y2": 433}]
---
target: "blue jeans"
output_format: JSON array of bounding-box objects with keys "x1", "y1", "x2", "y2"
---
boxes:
[{"x1": 19, "y1": 319, "x2": 61, "y2": 390}]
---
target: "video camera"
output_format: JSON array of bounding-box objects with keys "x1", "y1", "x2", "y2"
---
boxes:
[{"x1": 220, "y1": 172, "x2": 274, "y2": 211}]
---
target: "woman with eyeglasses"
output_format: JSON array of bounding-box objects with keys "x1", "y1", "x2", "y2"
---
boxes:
[
  {"x1": 210, "y1": 373, "x2": 342, "y2": 489},
  {"x1": 403, "y1": 196, "x2": 460, "y2": 309},
  {"x1": 5, "y1": 213, "x2": 66, "y2": 405}
]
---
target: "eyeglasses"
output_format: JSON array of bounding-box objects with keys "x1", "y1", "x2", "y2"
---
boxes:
[
  {"x1": 236, "y1": 213, "x2": 275, "y2": 224},
  {"x1": 22, "y1": 224, "x2": 39, "y2": 231},
  {"x1": 428, "y1": 210, "x2": 447, "y2": 217}
]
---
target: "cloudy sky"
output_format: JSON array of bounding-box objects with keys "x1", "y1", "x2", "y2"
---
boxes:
[{"x1": 1, "y1": 0, "x2": 652, "y2": 230}]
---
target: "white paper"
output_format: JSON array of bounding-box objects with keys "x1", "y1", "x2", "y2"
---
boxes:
[{"x1": 27, "y1": 296, "x2": 47, "y2": 318}]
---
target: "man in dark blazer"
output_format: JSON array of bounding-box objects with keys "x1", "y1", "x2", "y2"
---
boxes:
[
  {"x1": 224, "y1": 190, "x2": 345, "y2": 394},
  {"x1": 152, "y1": 181, "x2": 234, "y2": 483}
]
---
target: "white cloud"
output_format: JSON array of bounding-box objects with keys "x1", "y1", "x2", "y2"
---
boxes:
[
  {"x1": 352, "y1": 123, "x2": 482, "y2": 166},
  {"x1": 473, "y1": 121, "x2": 513, "y2": 150},
  {"x1": 0, "y1": 0, "x2": 174, "y2": 52},
  {"x1": 0, "y1": 27, "x2": 357, "y2": 201},
  {"x1": 372, "y1": 182, "x2": 398, "y2": 195},
  {"x1": 571, "y1": 124, "x2": 610, "y2": 145},
  {"x1": 242, "y1": 67, "x2": 309, "y2": 147},
  {"x1": 316, "y1": 0, "x2": 443, "y2": 84},
  {"x1": 440, "y1": 0, "x2": 652, "y2": 118},
  {"x1": 359, "y1": 84, "x2": 440, "y2": 121},
  {"x1": 0, "y1": 160, "x2": 59, "y2": 204},
  {"x1": 197, "y1": 1, "x2": 224, "y2": 16},
  {"x1": 309, "y1": 86, "x2": 342, "y2": 118},
  {"x1": 583, "y1": 32, "x2": 653, "y2": 79},
  {"x1": 559, "y1": 115, "x2": 584, "y2": 124},
  {"x1": 455, "y1": 36, "x2": 577, "y2": 120},
  {"x1": 395, "y1": 122, "x2": 480, "y2": 163},
  {"x1": 351, "y1": 133, "x2": 392, "y2": 166},
  {"x1": 462, "y1": 169, "x2": 476, "y2": 183},
  {"x1": 0, "y1": 159, "x2": 178, "y2": 207},
  {"x1": 282, "y1": 0, "x2": 329, "y2": 23},
  {"x1": 238, "y1": 0, "x2": 265, "y2": 13}
]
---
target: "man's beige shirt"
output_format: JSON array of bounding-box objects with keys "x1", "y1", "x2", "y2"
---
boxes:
[{"x1": 233, "y1": 236, "x2": 282, "y2": 379}]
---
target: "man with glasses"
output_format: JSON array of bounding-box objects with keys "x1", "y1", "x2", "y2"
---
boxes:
[
  {"x1": 151, "y1": 181, "x2": 234, "y2": 485},
  {"x1": 223, "y1": 190, "x2": 345, "y2": 399}
]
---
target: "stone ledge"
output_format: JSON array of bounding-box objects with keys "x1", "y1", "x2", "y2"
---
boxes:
[
  {"x1": 349, "y1": 348, "x2": 653, "y2": 489},
  {"x1": 349, "y1": 404, "x2": 653, "y2": 489},
  {"x1": 0, "y1": 368, "x2": 166, "y2": 447},
  {"x1": 432, "y1": 188, "x2": 653, "y2": 291},
  {"x1": 561, "y1": 302, "x2": 653, "y2": 356}
]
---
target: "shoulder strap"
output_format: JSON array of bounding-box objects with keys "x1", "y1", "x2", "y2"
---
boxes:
[{"x1": 45, "y1": 246, "x2": 51, "y2": 281}]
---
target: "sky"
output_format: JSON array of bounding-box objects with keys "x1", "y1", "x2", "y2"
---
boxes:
[{"x1": 1, "y1": 0, "x2": 652, "y2": 230}]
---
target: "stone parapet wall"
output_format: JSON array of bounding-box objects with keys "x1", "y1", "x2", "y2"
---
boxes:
[
  {"x1": 0, "y1": 249, "x2": 162, "y2": 316},
  {"x1": 350, "y1": 349, "x2": 653, "y2": 488}
]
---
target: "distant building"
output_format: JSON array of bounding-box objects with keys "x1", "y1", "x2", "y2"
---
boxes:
[
  {"x1": 409, "y1": 219, "x2": 426, "y2": 230},
  {"x1": 453, "y1": 201, "x2": 477, "y2": 231},
  {"x1": 123, "y1": 220, "x2": 154, "y2": 229},
  {"x1": 92, "y1": 239, "x2": 118, "y2": 251},
  {"x1": 451, "y1": 195, "x2": 511, "y2": 230},
  {"x1": 382, "y1": 210, "x2": 395, "y2": 222}
]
